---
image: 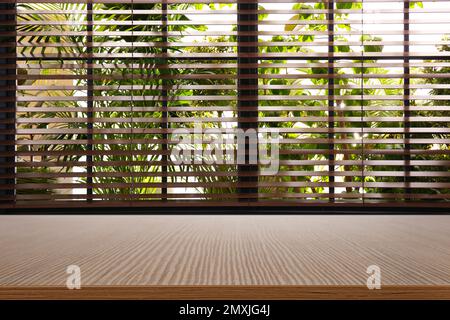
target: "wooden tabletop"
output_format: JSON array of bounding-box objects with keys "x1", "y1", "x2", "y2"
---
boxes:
[{"x1": 0, "y1": 215, "x2": 449, "y2": 299}]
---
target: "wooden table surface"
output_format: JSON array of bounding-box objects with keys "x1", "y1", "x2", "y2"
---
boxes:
[{"x1": 0, "y1": 215, "x2": 449, "y2": 299}]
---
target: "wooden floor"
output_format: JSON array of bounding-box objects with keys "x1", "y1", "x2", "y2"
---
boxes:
[{"x1": 0, "y1": 215, "x2": 449, "y2": 299}]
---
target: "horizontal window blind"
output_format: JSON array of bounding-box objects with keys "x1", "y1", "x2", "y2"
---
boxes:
[{"x1": 0, "y1": 0, "x2": 449, "y2": 208}]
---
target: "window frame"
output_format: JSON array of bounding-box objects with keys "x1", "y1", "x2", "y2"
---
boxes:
[{"x1": 1, "y1": 0, "x2": 449, "y2": 211}]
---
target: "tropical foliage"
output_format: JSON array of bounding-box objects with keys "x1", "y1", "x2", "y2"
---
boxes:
[{"x1": 15, "y1": 1, "x2": 448, "y2": 201}]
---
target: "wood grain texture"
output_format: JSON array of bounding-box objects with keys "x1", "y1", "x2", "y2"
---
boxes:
[
  {"x1": 1, "y1": 286, "x2": 450, "y2": 300},
  {"x1": 0, "y1": 215, "x2": 449, "y2": 299}
]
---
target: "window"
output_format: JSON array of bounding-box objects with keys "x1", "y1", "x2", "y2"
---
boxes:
[{"x1": 0, "y1": 0, "x2": 449, "y2": 208}]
